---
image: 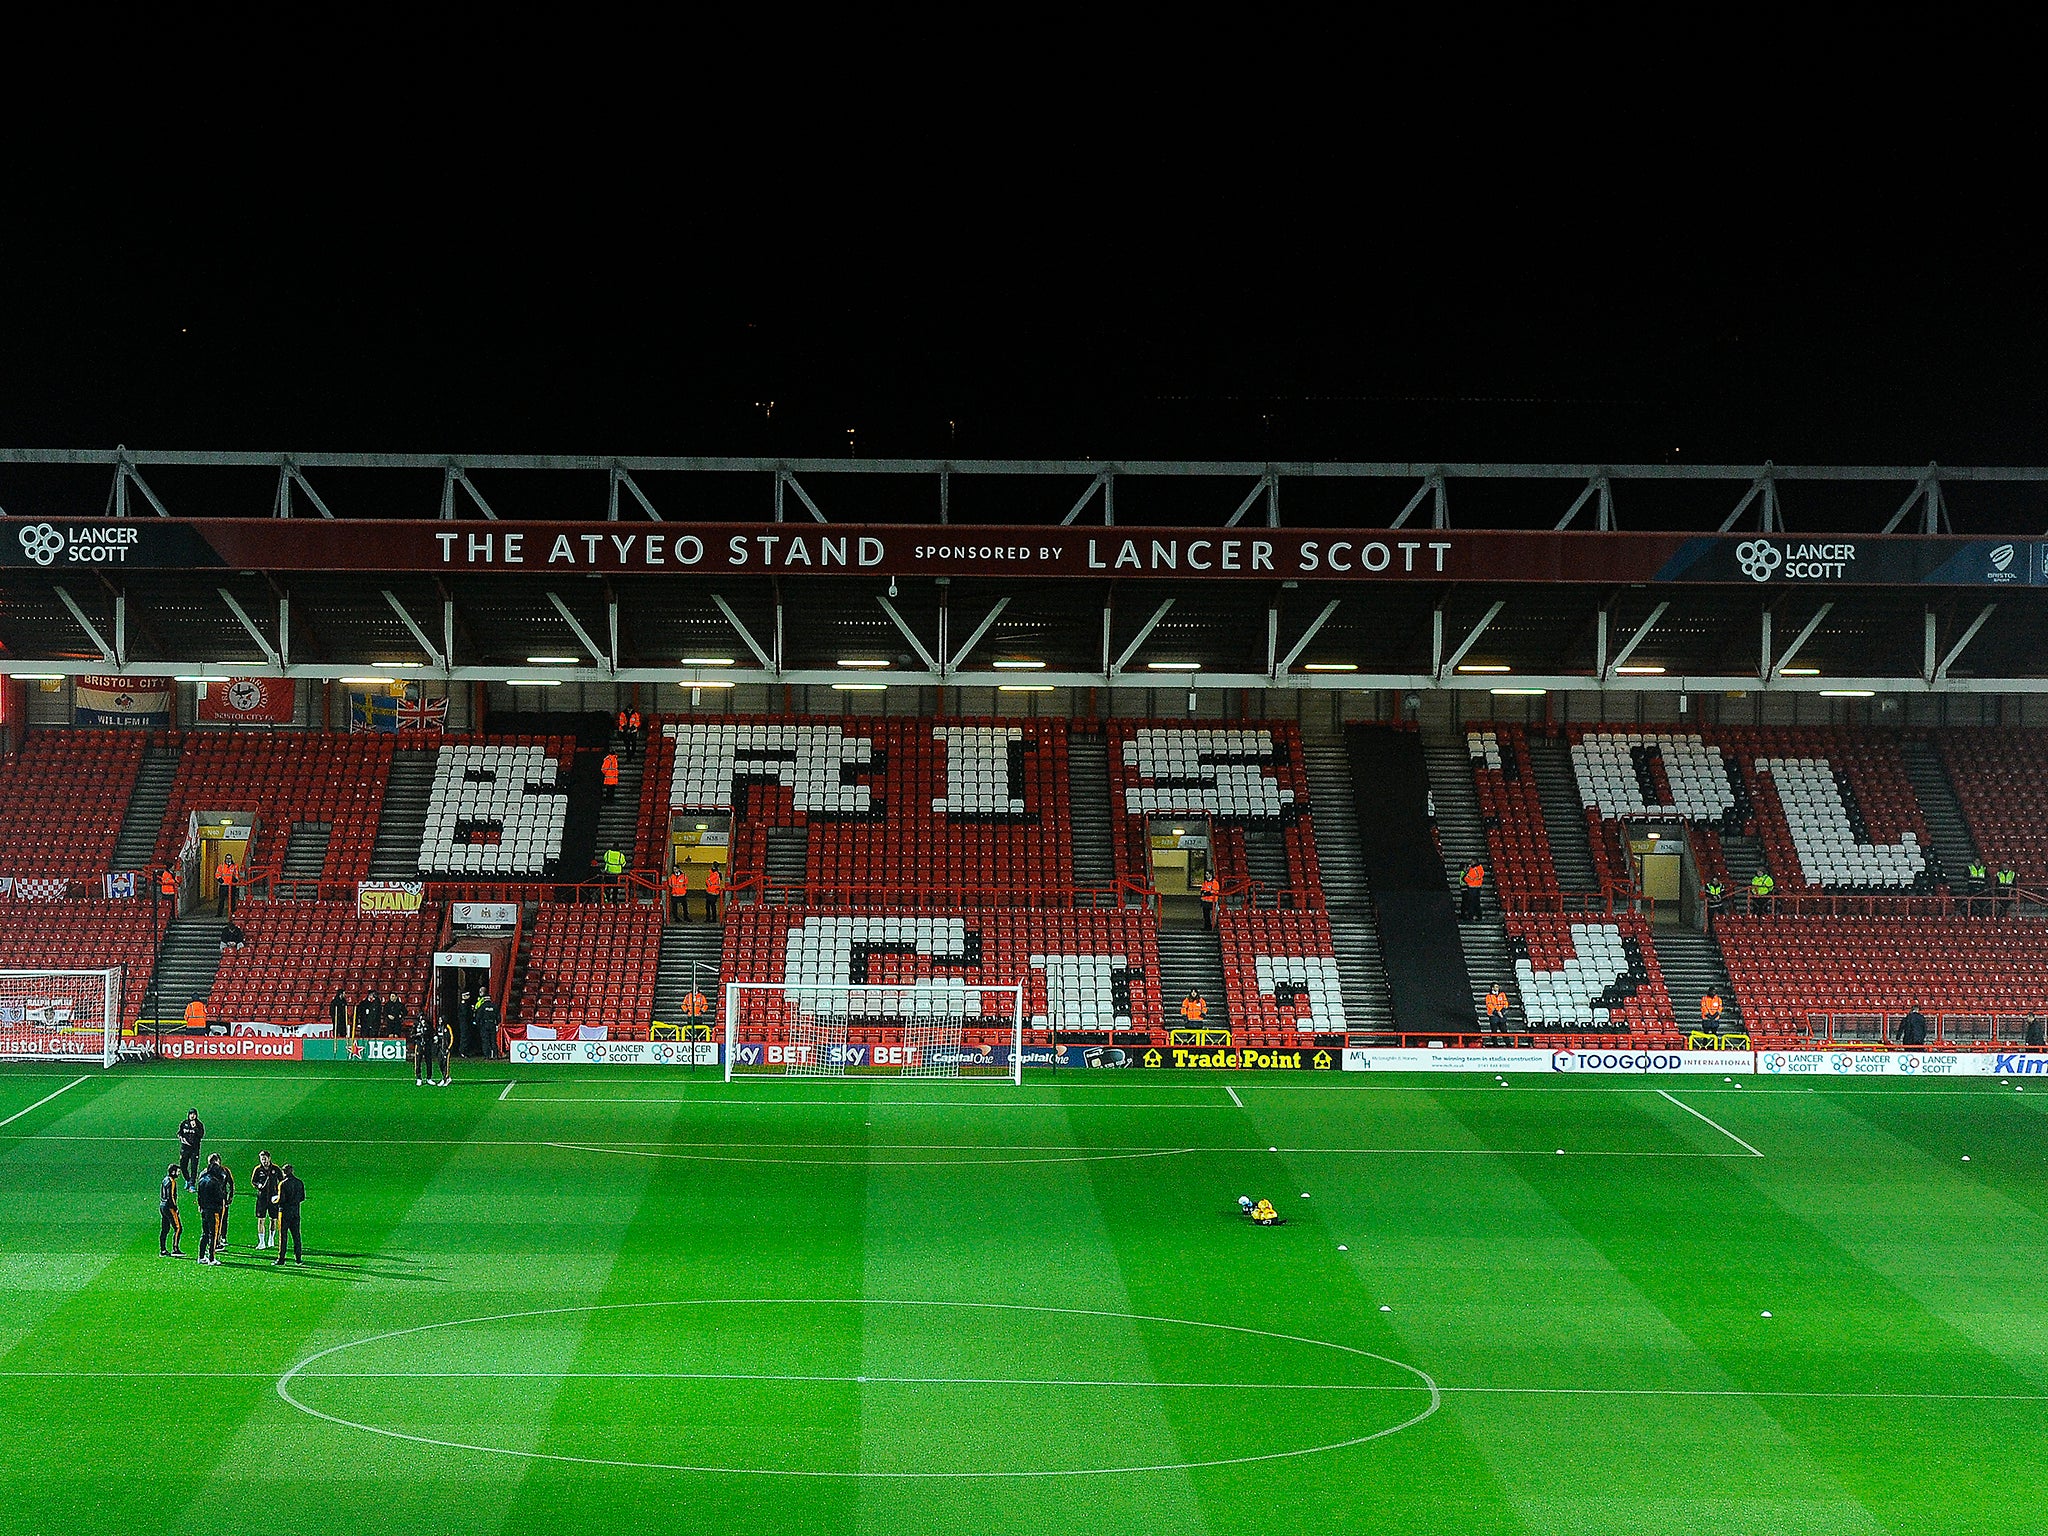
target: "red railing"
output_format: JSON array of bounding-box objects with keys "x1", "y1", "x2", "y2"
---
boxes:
[{"x1": 1797, "y1": 1012, "x2": 2046, "y2": 1048}]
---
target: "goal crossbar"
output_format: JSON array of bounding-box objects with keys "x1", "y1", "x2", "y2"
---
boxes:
[
  {"x1": 0, "y1": 968, "x2": 122, "y2": 1068},
  {"x1": 724, "y1": 982, "x2": 1024, "y2": 1083}
]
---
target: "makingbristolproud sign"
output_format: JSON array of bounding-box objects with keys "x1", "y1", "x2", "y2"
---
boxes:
[{"x1": 3, "y1": 520, "x2": 2045, "y2": 586}]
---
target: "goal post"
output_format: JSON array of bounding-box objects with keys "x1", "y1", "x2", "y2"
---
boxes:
[
  {"x1": 724, "y1": 982, "x2": 1025, "y2": 1083},
  {"x1": 0, "y1": 969, "x2": 122, "y2": 1068}
]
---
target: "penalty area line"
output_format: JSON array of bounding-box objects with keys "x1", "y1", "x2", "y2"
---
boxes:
[
  {"x1": 0, "y1": 1075, "x2": 89, "y2": 1129},
  {"x1": 1226, "y1": 1085, "x2": 1244, "y2": 1109},
  {"x1": 1656, "y1": 1088, "x2": 1764, "y2": 1157},
  {"x1": 499, "y1": 1080, "x2": 516, "y2": 1102}
]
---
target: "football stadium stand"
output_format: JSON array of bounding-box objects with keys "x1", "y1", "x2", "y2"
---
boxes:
[
  {"x1": 206, "y1": 900, "x2": 441, "y2": 1031},
  {"x1": 0, "y1": 900, "x2": 158, "y2": 1026},
  {"x1": 1940, "y1": 728, "x2": 2048, "y2": 887},
  {"x1": 0, "y1": 731, "x2": 146, "y2": 884},
  {"x1": 149, "y1": 732, "x2": 396, "y2": 887},
  {"x1": 419, "y1": 740, "x2": 573, "y2": 878},
  {"x1": 514, "y1": 903, "x2": 662, "y2": 1041}
]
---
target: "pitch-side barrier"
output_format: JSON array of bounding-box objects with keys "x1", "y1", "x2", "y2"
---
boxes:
[{"x1": 1342, "y1": 1047, "x2": 2048, "y2": 1076}]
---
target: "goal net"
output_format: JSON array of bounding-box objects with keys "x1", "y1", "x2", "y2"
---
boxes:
[
  {"x1": 725, "y1": 982, "x2": 1024, "y2": 1083},
  {"x1": 0, "y1": 969, "x2": 122, "y2": 1068}
]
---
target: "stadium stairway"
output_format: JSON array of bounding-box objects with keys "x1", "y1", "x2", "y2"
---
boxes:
[
  {"x1": 766, "y1": 826, "x2": 810, "y2": 889},
  {"x1": 1900, "y1": 737, "x2": 1980, "y2": 884},
  {"x1": 595, "y1": 752, "x2": 645, "y2": 866},
  {"x1": 145, "y1": 915, "x2": 229, "y2": 1021},
  {"x1": 367, "y1": 749, "x2": 437, "y2": 877},
  {"x1": 653, "y1": 924, "x2": 724, "y2": 1030},
  {"x1": 281, "y1": 822, "x2": 332, "y2": 883},
  {"x1": 1720, "y1": 831, "x2": 1767, "y2": 890},
  {"x1": 1243, "y1": 824, "x2": 1290, "y2": 890},
  {"x1": 1342, "y1": 726, "x2": 1476, "y2": 1035},
  {"x1": 505, "y1": 905, "x2": 537, "y2": 1032},
  {"x1": 1422, "y1": 731, "x2": 1518, "y2": 1021},
  {"x1": 1154, "y1": 925, "x2": 1230, "y2": 1031},
  {"x1": 1656, "y1": 926, "x2": 1745, "y2": 1034},
  {"x1": 110, "y1": 745, "x2": 180, "y2": 872},
  {"x1": 1067, "y1": 727, "x2": 1116, "y2": 888},
  {"x1": 1527, "y1": 734, "x2": 1601, "y2": 892},
  {"x1": 1298, "y1": 730, "x2": 1395, "y2": 1032}
]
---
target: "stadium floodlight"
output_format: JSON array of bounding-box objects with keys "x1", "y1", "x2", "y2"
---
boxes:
[
  {"x1": 0, "y1": 969, "x2": 122, "y2": 1068},
  {"x1": 725, "y1": 982, "x2": 1025, "y2": 1084}
]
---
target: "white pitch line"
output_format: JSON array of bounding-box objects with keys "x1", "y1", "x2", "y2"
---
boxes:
[
  {"x1": 499, "y1": 1080, "x2": 516, "y2": 1102},
  {"x1": 0, "y1": 1075, "x2": 88, "y2": 1129},
  {"x1": 6, "y1": 1370, "x2": 2043, "y2": 1407},
  {"x1": 0, "y1": 1131, "x2": 1750, "y2": 1158},
  {"x1": 1657, "y1": 1088, "x2": 1765, "y2": 1157},
  {"x1": 1226, "y1": 1085, "x2": 1244, "y2": 1109}
]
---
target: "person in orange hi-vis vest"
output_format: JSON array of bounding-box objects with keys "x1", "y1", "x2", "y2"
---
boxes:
[
  {"x1": 214, "y1": 856, "x2": 237, "y2": 918},
  {"x1": 703, "y1": 865, "x2": 724, "y2": 923},
  {"x1": 1485, "y1": 987, "x2": 1510, "y2": 1020},
  {"x1": 1199, "y1": 874, "x2": 1220, "y2": 928},
  {"x1": 1460, "y1": 862, "x2": 1484, "y2": 921},
  {"x1": 1700, "y1": 990, "x2": 1725, "y2": 1023},
  {"x1": 681, "y1": 991, "x2": 710, "y2": 1017},
  {"x1": 1180, "y1": 991, "x2": 1208, "y2": 1024},
  {"x1": 602, "y1": 752, "x2": 620, "y2": 804},
  {"x1": 184, "y1": 998, "x2": 208, "y2": 1033},
  {"x1": 668, "y1": 866, "x2": 689, "y2": 923}
]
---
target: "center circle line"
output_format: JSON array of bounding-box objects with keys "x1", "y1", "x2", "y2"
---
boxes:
[{"x1": 276, "y1": 1298, "x2": 1440, "y2": 1478}]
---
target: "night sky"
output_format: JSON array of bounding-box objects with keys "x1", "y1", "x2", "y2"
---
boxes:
[{"x1": 7, "y1": 197, "x2": 2046, "y2": 479}]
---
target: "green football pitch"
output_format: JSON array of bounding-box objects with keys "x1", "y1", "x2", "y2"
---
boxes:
[{"x1": 3, "y1": 1062, "x2": 2046, "y2": 1536}]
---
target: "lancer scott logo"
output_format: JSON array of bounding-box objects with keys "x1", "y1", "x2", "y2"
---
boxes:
[
  {"x1": 16, "y1": 522, "x2": 139, "y2": 566},
  {"x1": 18, "y1": 524, "x2": 63, "y2": 566},
  {"x1": 1735, "y1": 539, "x2": 1856, "y2": 581}
]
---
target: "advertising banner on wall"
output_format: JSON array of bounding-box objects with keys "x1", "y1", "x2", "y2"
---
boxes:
[
  {"x1": 357, "y1": 881, "x2": 424, "y2": 915},
  {"x1": 196, "y1": 677, "x2": 296, "y2": 724},
  {"x1": 510, "y1": 1039, "x2": 720, "y2": 1067},
  {"x1": 451, "y1": 903, "x2": 520, "y2": 928},
  {"x1": 157, "y1": 1035, "x2": 406, "y2": 1062},
  {"x1": 73, "y1": 675, "x2": 170, "y2": 728},
  {"x1": 6, "y1": 518, "x2": 2048, "y2": 589}
]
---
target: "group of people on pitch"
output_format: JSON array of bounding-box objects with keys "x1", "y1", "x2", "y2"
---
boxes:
[{"x1": 165, "y1": 1109, "x2": 306, "y2": 1265}]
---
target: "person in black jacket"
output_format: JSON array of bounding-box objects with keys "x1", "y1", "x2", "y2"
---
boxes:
[
  {"x1": 271, "y1": 1165, "x2": 306, "y2": 1264},
  {"x1": 412, "y1": 1011, "x2": 433, "y2": 1086},
  {"x1": 177, "y1": 1109, "x2": 204, "y2": 1191},
  {"x1": 473, "y1": 993, "x2": 501, "y2": 1057},
  {"x1": 194, "y1": 1155, "x2": 228, "y2": 1266},
  {"x1": 330, "y1": 989, "x2": 350, "y2": 1039},
  {"x1": 159, "y1": 1163, "x2": 183, "y2": 1258},
  {"x1": 1901, "y1": 1007, "x2": 1930, "y2": 1048},
  {"x1": 383, "y1": 991, "x2": 408, "y2": 1039},
  {"x1": 356, "y1": 987, "x2": 381, "y2": 1039},
  {"x1": 250, "y1": 1151, "x2": 281, "y2": 1252}
]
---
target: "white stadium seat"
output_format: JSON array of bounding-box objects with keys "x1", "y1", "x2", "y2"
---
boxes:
[
  {"x1": 1757, "y1": 757, "x2": 1924, "y2": 889},
  {"x1": 1120, "y1": 728, "x2": 1295, "y2": 819},
  {"x1": 418, "y1": 744, "x2": 569, "y2": 878},
  {"x1": 665, "y1": 723, "x2": 873, "y2": 815}
]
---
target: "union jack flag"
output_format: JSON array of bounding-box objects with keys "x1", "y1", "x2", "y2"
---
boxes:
[{"x1": 397, "y1": 694, "x2": 449, "y2": 733}]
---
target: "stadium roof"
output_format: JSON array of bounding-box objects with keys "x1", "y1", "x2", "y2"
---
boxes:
[{"x1": 2, "y1": 450, "x2": 2046, "y2": 694}]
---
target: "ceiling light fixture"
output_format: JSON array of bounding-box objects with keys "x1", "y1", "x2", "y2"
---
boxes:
[
  {"x1": 1779, "y1": 666, "x2": 1820, "y2": 676},
  {"x1": 505, "y1": 679, "x2": 563, "y2": 687},
  {"x1": 832, "y1": 682, "x2": 887, "y2": 691},
  {"x1": 6, "y1": 672, "x2": 63, "y2": 681},
  {"x1": 1820, "y1": 689, "x2": 1876, "y2": 698},
  {"x1": 683, "y1": 680, "x2": 736, "y2": 689},
  {"x1": 1457, "y1": 663, "x2": 1511, "y2": 674},
  {"x1": 836, "y1": 659, "x2": 890, "y2": 669},
  {"x1": 1614, "y1": 665, "x2": 1667, "y2": 675},
  {"x1": 997, "y1": 684, "x2": 1054, "y2": 693},
  {"x1": 525, "y1": 656, "x2": 578, "y2": 665},
  {"x1": 339, "y1": 678, "x2": 397, "y2": 685},
  {"x1": 992, "y1": 659, "x2": 1046, "y2": 670},
  {"x1": 1301, "y1": 663, "x2": 1359, "y2": 672},
  {"x1": 680, "y1": 657, "x2": 735, "y2": 667},
  {"x1": 1146, "y1": 662, "x2": 1201, "y2": 672},
  {"x1": 1490, "y1": 687, "x2": 1547, "y2": 696}
]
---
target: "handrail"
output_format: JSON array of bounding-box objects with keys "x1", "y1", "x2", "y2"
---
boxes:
[{"x1": 1800, "y1": 1010, "x2": 2047, "y2": 1048}]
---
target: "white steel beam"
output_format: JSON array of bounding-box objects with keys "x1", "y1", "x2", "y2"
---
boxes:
[
  {"x1": 711, "y1": 593, "x2": 774, "y2": 671},
  {"x1": 1602, "y1": 600, "x2": 1669, "y2": 679},
  {"x1": 782, "y1": 472, "x2": 828, "y2": 523},
  {"x1": 1771, "y1": 601, "x2": 1834, "y2": 677},
  {"x1": 381, "y1": 590, "x2": 447, "y2": 668},
  {"x1": 1111, "y1": 598, "x2": 1176, "y2": 674},
  {"x1": 946, "y1": 597, "x2": 1010, "y2": 673},
  {"x1": 1061, "y1": 472, "x2": 1110, "y2": 526},
  {"x1": 546, "y1": 592, "x2": 609, "y2": 669},
  {"x1": 1437, "y1": 600, "x2": 1505, "y2": 680},
  {"x1": 52, "y1": 587, "x2": 114, "y2": 663},
  {"x1": 876, "y1": 594, "x2": 938, "y2": 672},
  {"x1": 218, "y1": 588, "x2": 281, "y2": 667},
  {"x1": 1937, "y1": 602, "x2": 1998, "y2": 680},
  {"x1": 1276, "y1": 599, "x2": 1342, "y2": 676}
]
